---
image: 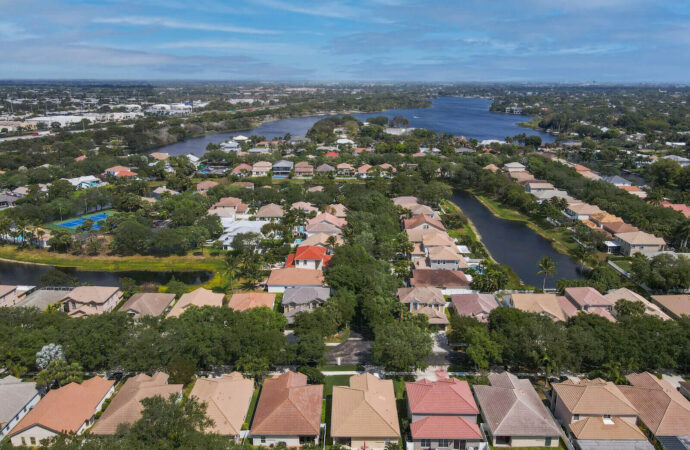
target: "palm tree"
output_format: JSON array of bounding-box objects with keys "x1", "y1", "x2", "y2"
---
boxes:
[
  {"x1": 571, "y1": 245, "x2": 591, "y2": 272},
  {"x1": 325, "y1": 235, "x2": 338, "y2": 251},
  {"x1": 537, "y1": 256, "x2": 557, "y2": 291},
  {"x1": 673, "y1": 221, "x2": 690, "y2": 250},
  {"x1": 647, "y1": 189, "x2": 664, "y2": 206},
  {"x1": 223, "y1": 253, "x2": 241, "y2": 294}
]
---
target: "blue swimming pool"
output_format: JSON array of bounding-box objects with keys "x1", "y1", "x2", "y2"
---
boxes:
[{"x1": 57, "y1": 212, "x2": 110, "y2": 230}]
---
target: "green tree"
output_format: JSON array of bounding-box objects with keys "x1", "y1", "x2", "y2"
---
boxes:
[
  {"x1": 36, "y1": 359, "x2": 83, "y2": 389},
  {"x1": 235, "y1": 354, "x2": 270, "y2": 384},
  {"x1": 373, "y1": 321, "x2": 432, "y2": 372},
  {"x1": 614, "y1": 299, "x2": 646, "y2": 318},
  {"x1": 537, "y1": 256, "x2": 557, "y2": 291}
]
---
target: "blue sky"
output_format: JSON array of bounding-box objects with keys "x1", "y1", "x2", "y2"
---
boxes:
[{"x1": 1, "y1": 0, "x2": 688, "y2": 81}]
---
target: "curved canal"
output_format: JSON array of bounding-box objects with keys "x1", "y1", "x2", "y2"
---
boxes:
[{"x1": 451, "y1": 190, "x2": 584, "y2": 288}]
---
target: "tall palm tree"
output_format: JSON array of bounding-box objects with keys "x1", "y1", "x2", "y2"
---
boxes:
[
  {"x1": 223, "y1": 253, "x2": 241, "y2": 294},
  {"x1": 537, "y1": 256, "x2": 557, "y2": 291},
  {"x1": 674, "y1": 220, "x2": 690, "y2": 250},
  {"x1": 571, "y1": 246, "x2": 591, "y2": 272}
]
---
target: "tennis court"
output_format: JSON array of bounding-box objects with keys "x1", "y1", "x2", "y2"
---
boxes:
[{"x1": 56, "y1": 212, "x2": 111, "y2": 230}]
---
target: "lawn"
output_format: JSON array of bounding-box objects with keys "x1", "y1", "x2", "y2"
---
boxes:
[
  {"x1": 243, "y1": 387, "x2": 261, "y2": 430},
  {"x1": 320, "y1": 364, "x2": 361, "y2": 372},
  {"x1": 323, "y1": 374, "x2": 350, "y2": 396}
]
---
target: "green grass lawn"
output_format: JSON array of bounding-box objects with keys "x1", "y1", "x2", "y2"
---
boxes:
[
  {"x1": 320, "y1": 364, "x2": 361, "y2": 372},
  {"x1": 243, "y1": 387, "x2": 261, "y2": 430},
  {"x1": 323, "y1": 375, "x2": 350, "y2": 396}
]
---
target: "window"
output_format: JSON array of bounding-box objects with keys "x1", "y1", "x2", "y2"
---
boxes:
[
  {"x1": 545, "y1": 437, "x2": 552, "y2": 446},
  {"x1": 421, "y1": 439, "x2": 431, "y2": 448},
  {"x1": 603, "y1": 415, "x2": 611, "y2": 419},
  {"x1": 438, "y1": 439, "x2": 451, "y2": 448},
  {"x1": 260, "y1": 437, "x2": 266, "y2": 444},
  {"x1": 21, "y1": 438, "x2": 26, "y2": 446},
  {"x1": 573, "y1": 414, "x2": 579, "y2": 421},
  {"x1": 30, "y1": 437, "x2": 36, "y2": 445},
  {"x1": 495, "y1": 436, "x2": 511, "y2": 446}
]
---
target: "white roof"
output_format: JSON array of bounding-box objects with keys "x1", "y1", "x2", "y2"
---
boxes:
[{"x1": 233, "y1": 135, "x2": 249, "y2": 141}]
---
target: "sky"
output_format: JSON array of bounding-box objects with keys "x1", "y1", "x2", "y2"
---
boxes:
[{"x1": 0, "y1": 0, "x2": 689, "y2": 82}]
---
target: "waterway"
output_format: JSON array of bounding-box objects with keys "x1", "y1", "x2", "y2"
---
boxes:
[
  {"x1": 0, "y1": 260, "x2": 212, "y2": 287},
  {"x1": 451, "y1": 190, "x2": 584, "y2": 288},
  {"x1": 159, "y1": 97, "x2": 554, "y2": 157}
]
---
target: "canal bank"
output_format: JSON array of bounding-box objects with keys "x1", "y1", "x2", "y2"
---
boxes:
[{"x1": 450, "y1": 190, "x2": 584, "y2": 288}]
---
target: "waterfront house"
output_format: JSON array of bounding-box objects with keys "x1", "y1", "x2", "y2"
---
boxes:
[
  {"x1": 228, "y1": 292, "x2": 276, "y2": 312},
  {"x1": 282, "y1": 286, "x2": 331, "y2": 324},
  {"x1": 474, "y1": 372, "x2": 561, "y2": 448},
  {"x1": 266, "y1": 268, "x2": 324, "y2": 293},
  {"x1": 393, "y1": 196, "x2": 420, "y2": 207},
  {"x1": 409, "y1": 270, "x2": 472, "y2": 295},
  {"x1": 563, "y1": 287, "x2": 616, "y2": 322},
  {"x1": 252, "y1": 161, "x2": 273, "y2": 177},
  {"x1": 404, "y1": 215, "x2": 445, "y2": 233},
  {"x1": 504, "y1": 293, "x2": 577, "y2": 322},
  {"x1": 604, "y1": 288, "x2": 670, "y2": 320},
  {"x1": 167, "y1": 288, "x2": 225, "y2": 318},
  {"x1": 60, "y1": 286, "x2": 123, "y2": 317},
  {"x1": 0, "y1": 285, "x2": 18, "y2": 307},
  {"x1": 119, "y1": 292, "x2": 176, "y2": 319},
  {"x1": 196, "y1": 180, "x2": 219, "y2": 195},
  {"x1": 0, "y1": 377, "x2": 40, "y2": 441},
  {"x1": 190, "y1": 372, "x2": 254, "y2": 440},
  {"x1": 231, "y1": 163, "x2": 253, "y2": 177},
  {"x1": 650, "y1": 294, "x2": 690, "y2": 319},
  {"x1": 331, "y1": 374, "x2": 400, "y2": 450},
  {"x1": 563, "y1": 202, "x2": 602, "y2": 221},
  {"x1": 10, "y1": 377, "x2": 115, "y2": 446},
  {"x1": 396, "y1": 287, "x2": 449, "y2": 328},
  {"x1": 450, "y1": 293, "x2": 499, "y2": 323},
  {"x1": 427, "y1": 246, "x2": 467, "y2": 270},
  {"x1": 406, "y1": 374, "x2": 481, "y2": 450},
  {"x1": 272, "y1": 160, "x2": 293, "y2": 178},
  {"x1": 315, "y1": 163, "x2": 335, "y2": 175},
  {"x1": 615, "y1": 231, "x2": 666, "y2": 256},
  {"x1": 256, "y1": 203, "x2": 284, "y2": 220},
  {"x1": 250, "y1": 371, "x2": 323, "y2": 446},
  {"x1": 91, "y1": 373, "x2": 182, "y2": 435},
  {"x1": 525, "y1": 182, "x2": 555, "y2": 194}
]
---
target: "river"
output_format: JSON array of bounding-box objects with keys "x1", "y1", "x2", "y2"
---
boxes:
[
  {"x1": 159, "y1": 97, "x2": 554, "y2": 157},
  {"x1": 451, "y1": 190, "x2": 583, "y2": 288}
]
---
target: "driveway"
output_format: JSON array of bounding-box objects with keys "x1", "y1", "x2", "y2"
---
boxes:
[{"x1": 326, "y1": 331, "x2": 372, "y2": 365}]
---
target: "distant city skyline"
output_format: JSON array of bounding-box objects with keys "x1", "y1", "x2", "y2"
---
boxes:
[{"x1": 1, "y1": 0, "x2": 688, "y2": 82}]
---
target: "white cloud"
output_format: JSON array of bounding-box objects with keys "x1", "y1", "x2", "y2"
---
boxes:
[
  {"x1": 93, "y1": 16, "x2": 281, "y2": 35},
  {"x1": 251, "y1": 0, "x2": 364, "y2": 19},
  {"x1": 0, "y1": 21, "x2": 38, "y2": 41}
]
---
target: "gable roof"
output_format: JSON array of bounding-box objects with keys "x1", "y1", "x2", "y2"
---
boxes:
[
  {"x1": 0, "y1": 376, "x2": 39, "y2": 428},
  {"x1": 11, "y1": 377, "x2": 115, "y2": 437},
  {"x1": 228, "y1": 292, "x2": 275, "y2": 311},
  {"x1": 307, "y1": 212, "x2": 347, "y2": 229},
  {"x1": 410, "y1": 416, "x2": 481, "y2": 440},
  {"x1": 283, "y1": 287, "x2": 331, "y2": 305},
  {"x1": 267, "y1": 268, "x2": 324, "y2": 287},
  {"x1": 406, "y1": 377, "x2": 478, "y2": 415},
  {"x1": 508, "y1": 293, "x2": 574, "y2": 322},
  {"x1": 403, "y1": 215, "x2": 445, "y2": 232},
  {"x1": 295, "y1": 245, "x2": 327, "y2": 261},
  {"x1": 256, "y1": 203, "x2": 284, "y2": 218},
  {"x1": 197, "y1": 180, "x2": 219, "y2": 190},
  {"x1": 61, "y1": 286, "x2": 120, "y2": 305},
  {"x1": 167, "y1": 288, "x2": 224, "y2": 318},
  {"x1": 604, "y1": 288, "x2": 670, "y2": 320},
  {"x1": 410, "y1": 270, "x2": 470, "y2": 288},
  {"x1": 325, "y1": 203, "x2": 348, "y2": 218},
  {"x1": 119, "y1": 292, "x2": 175, "y2": 318},
  {"x1": 190, "y1": 372, "x2": 254, "y2": 436},
  {"x1": 473, "y1": 372, "x2": 560, "y2": 437},
  {"x1": 569, "y1": 416, "x2": 648, "y2": 441},
  {"x1": 451, "y1": 293, "x2": 499, "y2": 320},
  {"x1": 564, "y1": 287, "x2": 613, "y2": 309},
  {"x1": 650, "y1": 295, "x2": 690, "y2": 318},
  {"x1": 251, "y1": 371, "x2": 322, "y2": 436},
  {"x1": 331, "y1": 374, "x2": 400, "y2": 439},
  {"x1": 396, "y1": 287, "x2": 445, "y2": 304},
  {"x1": 552, "y1": 379, "x2": 638, "y2": 416},
  {"x1": 615, "y1": 231, "x2": 666, "y2": 246},
  {"x1": 91, "y1": 372, "x2": 181, "y2": 435}
]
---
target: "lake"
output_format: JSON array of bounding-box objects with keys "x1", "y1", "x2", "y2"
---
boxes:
[
  {"x1": 0, "y1": 260, "x2": 212, "y2": 287},
  {"x1": 159, "y1": 97, "x2": 553, "y2": 157},
  {"x1": 451, "y1": 190, "x2": 583, "y2": 288}
]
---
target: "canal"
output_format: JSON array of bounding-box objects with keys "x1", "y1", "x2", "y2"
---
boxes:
[{"x1": 451, "y1": 190, "x2": 584, "y2": 288}]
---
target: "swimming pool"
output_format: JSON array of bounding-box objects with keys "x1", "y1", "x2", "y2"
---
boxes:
[{"x1": 57, "y1": 212, "x2": 110, "y2": 230}]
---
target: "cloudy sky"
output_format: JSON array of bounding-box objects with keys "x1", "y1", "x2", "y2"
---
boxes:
[{"x1": 1, "y1": 0, "x2": 688, "y2": 81}]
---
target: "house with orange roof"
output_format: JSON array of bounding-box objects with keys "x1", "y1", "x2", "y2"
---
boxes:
[
  {"x1": 284, "y1": 245, "x2": 331, "y2": 270},
  {"x1": 166, "y1": 288, "x2": 225, "y2": 318},
  {"x1": 551, "y1": 378, "x2": 638, "y2": 426},
  {"x1": 404, "y1": 215, "x2": 445, "y2": 233},
  {"x1": 307, "y1": 213, "x2": 347, "y2": 231},
  {"x1": 10, "y1": 377, "x2": 115, "y2": 446},
  {"x1": 250, "y1": 371, "x2": 323, "y2": 446},
  {"x1": 563, "y1": 287, "x2": 616, "y2": 322},
  {"x1": 208, "y1": 197, "x2": 248, "y2": 219},
  {"x1": 104, "y1": 165, "x2": 131, "y2": 176},
  {"x1": 190, "y1": 372, "x2": 254, "y2": 440},
  {"x1": 356, "y1": 164, "x2": 373, "y2": 179},
  {"x1": 267, "y1": 268, "x2": 324, "y2": 293},
  {"x1": 619, "y1": 185, "x2": 648, "y2": 198},
  {"x1": 231, "y1": 163, "x2": 253, "y2": 176},
  {"x1": 196, "y1": 180, "x2": 219, "y2": 195},
  {"x1": 228, "y1": 292, "x2": 276, "y2": 311},
  {"x1": 406, "y1": 373, "x2": 482, "y2": 450},
  {"x1": 661, "y1": 201, "x2": 690, "y2": 218}
]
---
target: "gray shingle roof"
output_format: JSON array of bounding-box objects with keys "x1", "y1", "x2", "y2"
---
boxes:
[
  {"x1": 283, "y1": 287, "x2": 331, "y2": 305},
  {"x1": 0, "y1": 376, "x2": 39, "y2": 427}
]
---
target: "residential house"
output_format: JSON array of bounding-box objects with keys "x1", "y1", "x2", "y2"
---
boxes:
[
  {"x1": 167, "y1": 288, "x2": 225, "y2": 318},
  {"x1": 228, "y1": 292, "x2": 276, "y2": 311},
  {"x1": 563, "y1": 287, "x2": 616, "y2": 322},
  {"x1": 10, "y1": 377, "x2": 115, "y2": 446},
  {"x1": 619, "y1": 185, "x2": 648, "y2": 198},
  {"x1": 650, "y1": 295, "x2": 690, "y2": 319},
  {"x1": 308, "y1": 213, "x2": 347, "y2": 233},
  {"x1": 602, "y1": 175, "x2": 633, "y2": 186},
  {"x1": 604, "y1": 288, "x2": 670, "y2": 320},
  {"x1": 0, "y1": 285, "x2": 18, "y2": 307},
  {"x1": 393, "y1": 196, "x2": 420, "y2": 207},
  {"x1": 602, "y1": 222, "x2": 639, "y2": 236},
  {"x1": 0, "y1": 377, "x2": 40, "y2": 441},
  {"x1": 291, "y1": 202, "x2": 318, "y2": 214},
  {"x1": 325, "y1": 203, "x2": 348, "y2": 218},
  {"x1": 450, "y1": 293, "x2": 499, "y2": 323},
  {"x1": 662, "y1": 155, "x2": 690, "y2": 167},
  {"x1": 60, "y1": 286, "x2": 123, "y2": 317},
  {"x1": 282, "y1": 286, "x2": 331, "y2": 323},
  {"x1": 91, "y1": 373, "x2": 182, "y2": 435},
  {"x1": 119, "y1": 292, "x2": 176, "y2": 319},
  {"x1": 680, "y1": 381, "x2": 690, "y2": 401},
  {"x1": 525, "y1": 182, "x2": 555, "y2": 194},
  {"x1": 406, "y1": 374, "x2": 482, "y2": 450},
  {"x1": 208, "y1": 197, "x2": 248, "y2": 219},
  {"x1": 409, "y1": 204, "x2": 438, "y2": 219},
  {"x1": 503, "y1": 162, "x2": 526, "y2": 173},
  {"x1": 252, "y1": 161, "x2": 273, "y2": 177},
  {"x1": 563, "y1": 203, "x2": 603, "y2": 221},
  {"x1": 152, "y1": 186, "x2": 179, "y2": 199},
  {"x1": 483, "y1": 164, "x2": 500, "y2": 173},
  {"x1": 589, "y1": 212, "x2": 623, "y2": 228},
  {"x1": 618, "y1": 372, "x2": 690, "y2": 449},
  {"x1": 504, "y1": 293, "x2": 577, "y2": 322},
  {"x1": 409, "y1": 270, "x2": 472, "y2": 295},
  {"x1": 510, "y1": 171, "x2": 537, "y2": 183},
  {"x1": 150, "y1": 152, "x2": 170, "y2": 160},
  {"x1": 233, "y1": 181, "x2": 254, "y2": 190},
  {"x1": 272, "y1": 160, "x2": 294, "y2": 178},
  {"x1": 267, "y1": 268, "x2": 324, "y2": 293},
  {"x1": 357, "y1": 164, "x2": 372, "y2": 179},
  {"x1": 315, "y1": 164, "x2": 335, "y2": 175},
  {"x1": 307, "y1": 185, "x2": 324, "y2": 192},
  {"x1": 196, "y1": 180, "x2": 219, "y2": 195},
  {"x1": 0, "y1": 194, "x2": 16, "y2": 209},
  {"x1": 396, "y1": 287, "x2": 449, "y2": 328},
  {"x1": 337, "y1": 163, "x2": 355, "y2": 177},
  {"x1": 294, "y1": 162, "x2": 314, "y2": 178},
  {"x1": 298, "y1": 233, "x2": 343, "y2": 249},
  {"x1": 473, "y1": 372, "x2": 561, "y2": 448},
  {"x1": 256, "y1": 203, "x2": 284, "y2": 220},
  {"x1": 285, "y1": 246, "x2": 331, "y2": 270},
  {"x1": 551, "y1": 378, "x2": 638, "y2": 427},
  {"x1": 190, "y1": 373, "x2": 254, "y2": 440},
  {"x1": 231, "y1": 163, "x2": 253, "y2": 177},
  {"x1": 378, "y1": 163, "x2": 396, "y2": 177},
  {"x1": 568, "y1": 416, "x2": 653, "y2": 450},
  {"x1": 661, "y1": 201, "x2": 690, "y2": 218},
  {"x1": 615, "y1": 231, "x2": 666, "y2": 256},
  {"x1": 250, "y1": 371, "x2": 323, "y2": 446},
  {"x1": 404, "y1": 215, "x2": 445, "y2": 233},
  {"x1": 331, "y1": 374, "x2": 400, "y2": 450},
  {"x1": 104, "y1": 165, "x2": 131, "y2": 176},
  {"x1": 427, "y1": 246, "x2": 467, "y2": 270}
]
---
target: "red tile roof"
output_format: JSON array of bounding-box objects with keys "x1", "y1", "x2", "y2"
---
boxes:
[
  {"x1": 295, "y1": 245, "x2": 327, "y2": 261},
  {"x1": 406, "y1": 378, "x2": 478, "y2": 415},
  {"x1": 410, "y1": 416, "x2": 482, "y2": 440}
]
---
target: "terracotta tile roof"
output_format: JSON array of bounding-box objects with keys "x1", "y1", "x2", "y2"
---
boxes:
[
  {"x1": 410, "y1": 416, "x2": 481, "y2": 440},
  {"x1": 167, "y1": 288, "x2": 225, "y2": 318},
  {"x1": 451, "y1": 293, "x2": 499, "y2": 321},
  {"x1": 552, "y1": 379, "x2": 638, "y2": 416},
  {"x1": 615, "y1": 231, "x2": 666, "y2": 246},
  {"x1": 91, "y1": 373, "x2": 181, "y2": 435},
  {"x1": 190, "y1": 372, "x2": 254, "y2": 436},
  {"x1": 650, "y1": 295, "x2": 690, "y2": 318},
  {"x1": 564, "y1": 287, "x2": 613, "y2": 309},
  {"x1": 393, "y1": 196, "x2": 420, "y2": 206},
  {"x1": 256, "y1": 203, "x2": 284, "y2": 218},
  {"x1": 474, "y1": 372, "x2": 560, "y2": 437},
  {"x1": 416, "y1": 306, "x2": 450, "y2": 325},
  {"x1": 619, "y1": 372, "x2": 690, "y2": 436},
  {"x1": 605, "y1": 288, "x2": 670, "y2": 320},
  {"x1": 325, "y1": 203, "x2": 348, "y2": 218},
  {"x1": 214, "y1": 197, "x2": 242, "y2": 207},
  {"x1": 298, "y1": 233, "x2": 343, "y2": 247},
  {"x1": 331, "y1": 374, "x2": 400, "y2": 439},
  {"x1": 603, "y1": 222, "x2": 639, "y2": 234},
  {"x1": 295, "y1": 245, "x2": 327, "y2": 261},
  {"x1": 589, "y1": 212, "x2": 623, "y2": 225},
  {"x1": 11, "y1": 377, "x2": 115, "y2": 437},
  {"x1": 251, "y1": 371, "x2": 322, "y2": 437},
  {"x1": 410, "y1": 270, "x2": 470, "y2": 288},
  {"x1": 115, "y1": 171, "x2": 137, "y2": 178},
  {"x1": 483, "y1": 164, "x2": 499, "y2": 173},
  {"x1": 267, "y1": 268, "x2": 324, "y2": 287},
  {"x1": 661, "y1": 202, "x2": 690, "y2": 218},
  {"x1": 307, "y1": 213, "x2": 347, "y2": 229},
  {"x1": 507, "y1": 293, "x2": 572, "y2": 321},
  {"x1": 397, "y1": 287, "x2": 445, "y2": 304},
  {"x1": 197, "y1": 180, "x2": 219, "y2": 190},
  {"x1": 119, "y1": 292, "x2": 175, "y2": 318},
  {"x1": 232, "y1": 163, "x2": 252, "y2": 174},
  {"x1": 569, "y1": 416, "x2": 648, "y2": 440},
  {"x1": 61, "y1": 286, "x2": 120, "y2": 305},
  {"x1": 228, "y1": 292, "x2": 275, "y2": 311},
  {"x1": 403, "y1": 215, "x2": 445, "y2": 232},
  {"x1": 427, "y1": 246, "x2": 465, "y2": 265},
  {"x1": 406, "y1": 378, "x2": 477, "y2": 415},
  {"x1": 409, "y1": 204, "x2": 436, "y2": 217}
]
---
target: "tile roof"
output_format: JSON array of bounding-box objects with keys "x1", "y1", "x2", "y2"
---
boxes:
[
  {"x1": 282, "y1": 287, "x2": 331, "y2": 305},
  {"x1": 451, "y1": 293, "x2": 499, "y2": 321},
  {"x1": 228, "y1": 292, "x2": 276, "y2": 311},
  {"x1": 190, "y1": 373, "x2": 254, "y2": 436},
  {"x1": 325, "y1": 203, "x2": 348, "y2": 218},
  {"x1": 256, "y1": 203, "x2": 284, "y2": 218},
  {"x1": 167, "y1": 288, "x2": 225, "y2": 318},
  {"x1": 251, "y1": 371, "x2": 322, "y2": 436},
  {"x1": 507, "y1": 293, "x2": 573, "y2": 321},
  {"x1": 119, "y1": 292, "x2": 175, "y2": 318},
  {"x1": 397, "y1": 287, "x2": 445, "y2": 304},
  {"x1": 61, "y1": 286, "x2": 120, "y2": 305},
  {"x1": 552, "y1": 379, "x2": 638, "y2": 416},
  {"x1": 11, "y1": 377, "x2": 115, "y2": 437},
  {"x1": 331, "y1": 374, "x2": 400, "y2": 439},
  {"x1": 392, "y1": 196, "x2": 420, "y2": 206},
  {"x1": 406, "y1": 378, "x2": 478, "y2": 415},
  {"x1": 410, "y1": 270, "x2": 470, "y2": 288},
  {"x1": 473, "y1": 372, "x2": 560, "y2": 437},
  {"x1": 91, "y1": 373, "x2": 181, "y2": 435},
  {"x1": 569, "y1": 416, "x2": 648, "y2": 441},
  {"x1": 410, "y1": 416, "x2": 481, "y2": 440},
  {"x1": 615, "y1": 231, "x2": 666, "y2": 246},
  {"x1": 197, "y1": 180, "x2": 219, "y2": 190},
  {"x1": 403, "y1": 215, "x2": 445, "y2": 232},
  {"x1": 298, "y1": 233, "x2": 343, "y2": 247},
  {"x1": 604, "y1": 288, "x2": 671, "y2": 320},
  {"x1": 564, "y1": 287, "x2": 613, "y2": 309},
  {"x1": 295, "y1": 245, "x2": 327, "y2": 261},
  {"x1": 267, "y1": 268, "x2": 324, "y2": 287},
  {"x1": 650, "y1": 295, "x2": 690, "y2": 318},
  {"x1": 603, "y1": 222, "x2": 639, "y2": 234},
  {"x1": 307, "y1": 213, "x2": 347, "y2": 229}
]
